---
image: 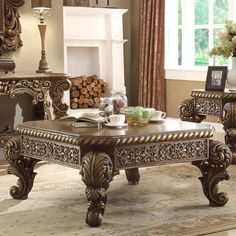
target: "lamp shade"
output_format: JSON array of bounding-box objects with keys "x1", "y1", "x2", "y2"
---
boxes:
[{"x1": 31, "y1": 0, "x2": 52, "y2": 10}]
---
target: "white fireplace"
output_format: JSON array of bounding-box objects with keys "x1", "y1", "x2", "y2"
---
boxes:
[{"x1": 63, "y1": 6, "x2": 127, "y2": 113}]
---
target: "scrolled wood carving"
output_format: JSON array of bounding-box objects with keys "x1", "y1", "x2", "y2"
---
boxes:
[
  {"x1": 80, "y1": 151, "x2": 113, "y2": 227},
  {"x1": 222, "y1": 102, "x2": 236, "y2": 131},
  {"x1": 50, "y1": 79, "x2": 71, "y2": 119},
  {"x1": 8, "y1": 80, "x2": 51, "y2": 104},
  {"x1": 192, "y1": 140, "x2": 232, "y2": 206},
  {"x1": 4, "y1": 136, "x2": 40, "y2": 199},
  {"x1": 179, "y1": 98, "x2": 205, "y2": 123},
  {"x1": 0, "y1": 0, "x2": 24, "y2": 56},
  {"x1": 222, "y1": 102, "x2": 236, "y2": 162}
]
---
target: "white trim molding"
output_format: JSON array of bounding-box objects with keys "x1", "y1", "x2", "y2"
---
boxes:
[{"x1": 165, "y1": 68, "x2": 207, "y2": 81}]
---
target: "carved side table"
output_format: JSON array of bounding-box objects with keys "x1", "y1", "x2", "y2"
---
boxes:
[
  {"x1": 5, "y1": 119, "x2": 232, "y2": 227},
  {"x1": 179, "y1": 89, "x2": 236, "y2": 162},
  {"x1": 0, "y1": 72, "x2": 70, "y2": 146}
]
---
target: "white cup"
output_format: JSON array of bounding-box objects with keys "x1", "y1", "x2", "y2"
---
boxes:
[
  {"x1": 151, "y1": 110, "x2": 166, "y2": 120},
  {"x1": 109, "y1": 114, "x2": 125, "y2": 125}
]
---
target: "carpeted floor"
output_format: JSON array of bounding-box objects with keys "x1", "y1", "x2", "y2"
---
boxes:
[{"x1": 0, "y1": 160, "x2": 236, "y2": 236}]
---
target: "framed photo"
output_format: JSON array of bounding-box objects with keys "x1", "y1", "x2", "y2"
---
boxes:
[{"x1": 205, "y1": 66, "x2": 228, "y2": 91}]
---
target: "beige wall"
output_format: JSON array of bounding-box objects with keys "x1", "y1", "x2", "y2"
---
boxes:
[
  {"x1": 166, "y1": 79, "x2": 218, "y2": 122},
  {"x1": 14, "y1": 1, "x2": 64, "y2": 72},
  {"x1": 166, "y1": 80, "x2": 205, "y2": 117}
]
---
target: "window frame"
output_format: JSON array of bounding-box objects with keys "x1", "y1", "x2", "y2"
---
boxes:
[{"x1": 165, "y1": 0, "x2": 236, "y2": 81}]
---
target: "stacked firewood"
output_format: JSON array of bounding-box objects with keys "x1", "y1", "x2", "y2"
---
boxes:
[{"x1": 70, "y1": 75, "x2": 108, "y2": 109}]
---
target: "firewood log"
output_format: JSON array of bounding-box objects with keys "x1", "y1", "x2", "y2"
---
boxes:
[
  {"x1": 81, "y1": 87, "x2": 88, "y2": 94},
  {"x1": 71, "y1": 97, "x2": 79, "y2": 103},
  {"x1": 94, "y1": 97, "x2": 100, "y2": 103},
  {"x1": 71, "y1": 90, "x2": 80, "y2": 98},
  {"x1": 71, "y1": 102, "x2": 78, "y2": 109},
  {"x1": 69, "y1": 75, "x2": 109, "y2": 109}
]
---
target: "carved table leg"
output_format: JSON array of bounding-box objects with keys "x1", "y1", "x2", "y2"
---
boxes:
[
  {"x1": 80, "y1": 151, "x2": 113, "y2": 227},
  {"x1": 125, "y1": 168, "x2": 140, "y2": 185},
  {"x1": 49, "y1": 79, "x2": 71, "y2": 119},
  {"x1": 179, "y1": 98, "x2": 205, "y2": 123},
  {"x1": 192, "y1": 140, "x2": 232, "y2": 206},
  {"x1": 4, "y1": 137, "x2": 40, "y2": 200},
  {"x1": 222, "y1": 102, "x2": 236, "y2": 163}
]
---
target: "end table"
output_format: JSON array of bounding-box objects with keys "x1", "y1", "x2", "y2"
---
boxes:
[{"x1": 179, "y1": 89, "x2": 236, "y2": 163}]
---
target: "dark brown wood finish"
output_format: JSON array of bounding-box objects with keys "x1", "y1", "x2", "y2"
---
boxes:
[
  {"x1": 0, "y1": 72, "x2": 70, "y2": 146},
  {"x1": 5, "y1": 119, "x2": 232, "y2": 227},
  {"x1": 0, "y1": 0, "x2": 24, "y2": 56},
  {"x1": 179, "y1": 89, "x2": 236, "y2": 162}
]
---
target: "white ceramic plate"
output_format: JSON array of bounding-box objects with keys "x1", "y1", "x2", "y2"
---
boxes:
[{"x1": 105, "y1": 123, "x2": 128, "y2": 128}]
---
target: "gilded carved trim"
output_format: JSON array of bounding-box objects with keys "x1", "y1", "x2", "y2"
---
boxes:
[
  {"x1": 80, "y1": 151, "x2": 113, "y2": 227},
  {"x1": 4, "y1": 136, "x2": 40, "y2": 199},
  {"x1": 0, "y1": 131, "x2": 15, "y2": 147},
  {"x1": 115, "y1": 139, "x2": 209, "y2": 169},
  {"x1": 21, "y1": 136, "x2": 81, "y2": 168},
  {"x1": 191, "y1": 90, "x2": 236, "y2": 100},
  {"x1": 17, "y1": 127, "x2": 214, "y2": 146},
  {"x1": 222, "y1": 102, "x2": 236, "y2": 130},
  {"x1": 0, "y1": 79, "x2": 52, "y2": 121},
  {"x1": 8, "y1": 80, "x2": 51, "y2": 104},
  {"x1": 179, "y1": 98, "x2": 205, "y2": 123},
  {"x1": 222, "y1": 102, "x2": 236, "y2": 162},
  {"x1": 0, "y1": 77, "x2": 70, "y2": 120},
  {"x1": 49, "y1": 79, "x2": 71, "y2": 119},
  {"x1": 0, "y1": 0, "x2": 24, "y2": 56},
  {"x1": 192, "y1": 140, "x2": 232, "y2": 206},
  {"x1": 0, "y1": 80, "x2": 9, "y2": 93},
  {"x1": 195, "y1": 98, "x2": 222, "y2": 116}
]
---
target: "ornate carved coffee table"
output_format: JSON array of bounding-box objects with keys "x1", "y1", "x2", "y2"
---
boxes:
[
  {"x1": 179, "y1": 89, "x2": 236, "y2": 162},
  {"x1": 4, "y1": 119, "x2": 232, "y2": 227}
]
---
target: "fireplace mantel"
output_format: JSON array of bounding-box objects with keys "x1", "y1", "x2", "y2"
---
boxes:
[{"x1": 63, "y1": 6, "x2": 127, "y2": 95}]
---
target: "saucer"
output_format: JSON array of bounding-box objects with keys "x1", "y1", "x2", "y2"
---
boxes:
[
  {"x1": 150, "y1": 118, "x2": 165, "y2": 122},
  {"x1": 105, "y1": 122, "x2": 128, "y2": 128}
]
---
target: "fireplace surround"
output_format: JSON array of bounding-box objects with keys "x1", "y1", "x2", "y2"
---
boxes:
[{"x1": 63, "y1": 6, "x2": 127, "y2": 113}]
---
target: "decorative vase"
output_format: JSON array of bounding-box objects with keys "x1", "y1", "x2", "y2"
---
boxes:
[
  {"x1": 227, "y1": 57, "x2": 236, "y2": 91},
  {"x1": 110, "y1": 90, "x2": 128, "y2": 114}
]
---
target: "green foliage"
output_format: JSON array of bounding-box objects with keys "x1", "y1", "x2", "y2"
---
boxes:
[
  {"x1": 213, "y1": 0, "x2": 228, "y2": 24},
  {"x1": 195, "y1": 29, "x2": 209, "y2": 65},
  {"x1": 178, "y1": 0, "x2": 182, "y2": 25},
  {"x1": 195, "y1": 0, "x2": 208, "y2": 25},
  {"x1": 209, "y1": 20, "x2": 236, "y2": 58}
]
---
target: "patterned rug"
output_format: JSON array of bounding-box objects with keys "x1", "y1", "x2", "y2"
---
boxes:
[{"x1": 0, "y1": 162, "x2": 236, "y2": 236}]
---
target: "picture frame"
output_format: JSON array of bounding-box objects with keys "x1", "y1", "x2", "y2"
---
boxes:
[{"x1": 205, "y1": 66, "x2": 228, "y2": 91}]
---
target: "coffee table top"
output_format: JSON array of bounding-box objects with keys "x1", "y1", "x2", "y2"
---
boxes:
[{"x1": 17, "y1": 118, "x2": 214, "y2": 146}]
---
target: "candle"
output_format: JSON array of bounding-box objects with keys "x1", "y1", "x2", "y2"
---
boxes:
[
  {"x1": 96, "y1": 0, "x2": 98, "y2": 5},
  {"x1": 107, "y1": 0, "x2": 109, "y2": 6}
]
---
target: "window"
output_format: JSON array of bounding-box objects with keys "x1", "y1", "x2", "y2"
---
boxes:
[{"x1": 165, "y1": 0, "x2": 236, "y2": 72}]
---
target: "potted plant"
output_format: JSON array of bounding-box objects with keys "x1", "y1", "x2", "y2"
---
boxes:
[{"x1": 209, "y1": 20, "x2": 236, "y2": 91}]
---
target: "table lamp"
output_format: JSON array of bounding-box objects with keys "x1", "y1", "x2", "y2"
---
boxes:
[{"x1": 31, "y1": 0, "x2": 52, "y2": 73}]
